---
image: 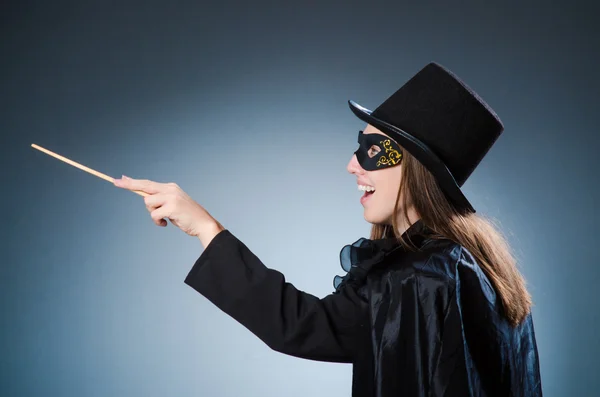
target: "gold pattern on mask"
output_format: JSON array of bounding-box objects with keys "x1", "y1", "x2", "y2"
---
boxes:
[{"x1": 376, "y1": 139, "x2": 402, "y2": 167}]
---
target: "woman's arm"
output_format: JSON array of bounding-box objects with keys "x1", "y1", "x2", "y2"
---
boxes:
[
  {"x1": 184, "y1": 228, "x2": 364, "y2": 363},
  {"x1": 110, "y1": 178, "x2": 358, "y2": 361}
]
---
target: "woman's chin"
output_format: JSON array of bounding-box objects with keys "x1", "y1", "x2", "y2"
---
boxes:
[{"x1": 363, "y1": 210, "x2": 389, "y2": 225}]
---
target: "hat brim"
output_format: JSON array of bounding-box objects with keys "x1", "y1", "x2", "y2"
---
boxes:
[{"x1": 348, "y1": 99, "x2": 475, "y2": 213}]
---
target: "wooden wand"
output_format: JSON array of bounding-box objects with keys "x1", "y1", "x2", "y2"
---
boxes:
[{"x1": 31, "y1": 143, "x2": 148, "y2": 197}]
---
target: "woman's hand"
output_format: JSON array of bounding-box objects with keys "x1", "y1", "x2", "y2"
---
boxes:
[{"x1": 113, "y1": 175, "x2": 224, "y2": 246}]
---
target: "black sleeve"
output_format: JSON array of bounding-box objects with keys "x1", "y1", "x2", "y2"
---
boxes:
[{"x1": 183, "y1": 229, "x2": 365, "y2": 363}]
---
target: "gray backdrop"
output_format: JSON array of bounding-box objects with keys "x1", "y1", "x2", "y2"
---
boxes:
[{"x1": 2, "y1": 1, "x2": 598, "y2": 396}]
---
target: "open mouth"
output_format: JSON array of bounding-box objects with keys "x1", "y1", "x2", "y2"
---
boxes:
[{"x1": 361, "y1": 189, "x2": 375, "y2": 204}]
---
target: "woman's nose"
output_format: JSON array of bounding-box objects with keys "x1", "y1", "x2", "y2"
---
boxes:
[{"x1": 347, "y1": 154, "x2": 364, "y2": 175}]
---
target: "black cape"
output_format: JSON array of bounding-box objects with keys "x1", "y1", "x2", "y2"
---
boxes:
[{"x1": 184, "y1": 221, "x2": 543, "y2": 396}]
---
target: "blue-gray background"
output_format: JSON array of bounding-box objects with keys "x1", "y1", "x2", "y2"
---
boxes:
[{"x1": 2, "y1": 1, "x2": 598, "y2": 396}]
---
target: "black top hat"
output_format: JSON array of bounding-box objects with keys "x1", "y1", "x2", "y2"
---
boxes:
[{"x1": 348, "y1": 62, "x2": 504, "y2": 213}]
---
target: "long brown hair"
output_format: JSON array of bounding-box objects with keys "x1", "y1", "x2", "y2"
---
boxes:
[{"x1": 370, "y1": 147, "x2": 532, "y2": 327}]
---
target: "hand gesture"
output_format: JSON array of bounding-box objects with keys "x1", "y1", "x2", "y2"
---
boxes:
[{"x1": 113, "y1": 175, "x2": 223, "y2": 241}]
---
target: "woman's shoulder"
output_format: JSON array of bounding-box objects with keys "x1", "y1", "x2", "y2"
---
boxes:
[
  {"x1": 382, "y1": 237, "x2": 458, "y2": 277},
  {"x1": 377, "y1": 239, "x2": 498, "y2": 313},
  {"x1": 383, "y1": 236, "x2": 491, "y2": 290}
]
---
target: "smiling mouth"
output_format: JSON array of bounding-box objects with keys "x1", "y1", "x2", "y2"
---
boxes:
[{"x1": 360, "y1": 189, "x2": 375, "y2": 204}]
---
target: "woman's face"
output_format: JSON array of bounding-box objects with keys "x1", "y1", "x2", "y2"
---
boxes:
[{"x1": 346, "y1": 124, "x2": 404, "y2": 225}]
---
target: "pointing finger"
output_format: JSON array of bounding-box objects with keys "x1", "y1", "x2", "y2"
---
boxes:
[{"x1": 114, "y1": 176, "x2": 164, "y2": 194}]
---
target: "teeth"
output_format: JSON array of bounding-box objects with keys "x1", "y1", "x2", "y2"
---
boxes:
[{"x1": 358, "y1": 185, "x2": 375, "y2": 192}]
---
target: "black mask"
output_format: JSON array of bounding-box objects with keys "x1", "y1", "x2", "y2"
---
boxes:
[{"x1": 354, "y1": 130, "x2": 403, "y2": 171}]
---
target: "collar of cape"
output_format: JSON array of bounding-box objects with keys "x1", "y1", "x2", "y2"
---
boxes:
[{"x1": 333, "y1": 219, "x2": 438, "y2": 293}]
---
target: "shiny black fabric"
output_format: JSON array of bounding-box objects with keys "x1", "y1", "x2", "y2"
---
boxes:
[{"x1": 184, "y1": 221, "x2": 542, "y2": 396}]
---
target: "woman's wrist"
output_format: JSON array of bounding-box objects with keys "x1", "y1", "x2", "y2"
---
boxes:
[{"x1": 197, "y1": 220, "x2": 225, "y2": 249}]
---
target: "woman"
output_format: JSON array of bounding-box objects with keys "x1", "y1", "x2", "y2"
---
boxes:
[{"x1": 113, "y1": 62, "x2": 543, "y2": 396}]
